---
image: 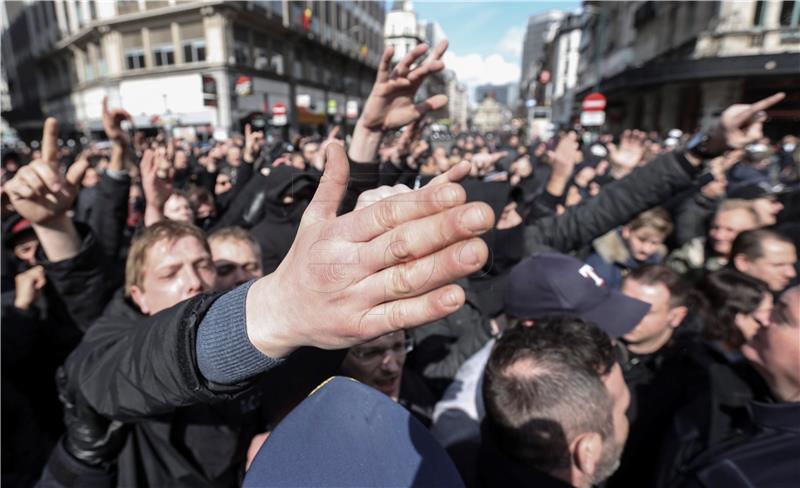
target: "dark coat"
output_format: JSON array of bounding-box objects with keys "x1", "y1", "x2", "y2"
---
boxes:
[
  {"x1": 523, "y1": 152, "x2": 702, "y2": 256},
  {"x1": 678, "y1": 400, "x2": 800, "y2": 488},
  {"x1": 62, "y1": 292, "x2": 265, "y2": 487}
]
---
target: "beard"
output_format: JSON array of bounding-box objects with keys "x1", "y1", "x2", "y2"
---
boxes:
[{"x1": 591, "y1": 438, "x2": 624, "y2": 485}]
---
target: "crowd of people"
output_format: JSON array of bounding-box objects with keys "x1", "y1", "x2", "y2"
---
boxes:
[{"x1": 2, "y1": 39, "x2": 798, "y2": 488}]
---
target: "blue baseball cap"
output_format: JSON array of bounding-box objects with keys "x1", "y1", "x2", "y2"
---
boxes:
[
  {"x1": 244, "y1": 376, "x2": 464, "y2": 488},
  {"x1": 503, "y1": 253, "x2": 650, "y2": 337}
]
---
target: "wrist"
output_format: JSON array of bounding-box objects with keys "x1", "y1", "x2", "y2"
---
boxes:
[
  {"x1": 244, "y1": 274, "x2": 297, "y2": 359},
  {"x1": 14, "y1": 298, "x2": 33, "y2": 310},
  {"x1": 32, "y1": 216, "x2": 82, "y2": 262},
  {"x1": 348, "y1": 121, "x2": 383, "y2": 163}
]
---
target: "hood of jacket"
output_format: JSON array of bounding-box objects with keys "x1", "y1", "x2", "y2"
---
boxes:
[{"x1": 593, "y1": 228, "x2": 666, "y2": 267}]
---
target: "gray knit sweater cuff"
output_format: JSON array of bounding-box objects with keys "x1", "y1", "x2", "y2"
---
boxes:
[{"x1": 196, "y1": 281, "x2": 283, "y2": 385}]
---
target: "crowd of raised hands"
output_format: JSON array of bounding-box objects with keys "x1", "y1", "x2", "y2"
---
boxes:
[{"x1": 1, "y1": 36, "x2": 797, "y2": 488}]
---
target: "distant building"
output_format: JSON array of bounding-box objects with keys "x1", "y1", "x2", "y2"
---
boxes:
[
  {"x1": 549, "y1": 11, "x2": 584, "y2": 127},
  {"x1": 472, "y1": 94, "x2": 510, "y2": 133},
  {"x1": 1, "y1": 0, "x2": 385, "y2": 140},
  {"x1": 475, "y1": 82, "x2": 518, "y2": 108},
  {"x1": 445, "y1": 69, "x2": 468, "y2": 129},
  {"x1": 578, "y1": 0, "x2": 800, "y2": 135},
  {"x1": 384, "y1": 0, "x2": 423, "y2": 62},
  {"x1": 520, "y1": 10, "x2": 564, "y2": 107}
]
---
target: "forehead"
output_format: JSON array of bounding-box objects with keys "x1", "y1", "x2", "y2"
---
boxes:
[
  {"x1": 622, "y1": 279, "x2": 669, "y2": 306},
  {"x1": 210, "y1": 238, "x2": 258, "y2": 259},
  {"x1": 761, "y1": 239, "x2": 796, "y2": 256},
  {"x1": 146, "y1": 236, "x2": 209, "y2": 269},
  {"x1": 716, "y1": 208, "x2": 755, "y2": 226}
]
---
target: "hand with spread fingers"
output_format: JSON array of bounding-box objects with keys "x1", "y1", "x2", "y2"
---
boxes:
[
  {"x1": 607, "y1": 129, "x2": 646, "y2": 174},
  {"x1": 245, "y1": 147, "x2": 494, "y2": 359},
  {"x1": 5, "y1": 118, "x2": 88, "y2": 261},
  {"x1": 349, "y1": 41, "x2": 449, "y2": 162},
  {"x1": 141, "y1": 150, "x2": 173, "y2": 226}
]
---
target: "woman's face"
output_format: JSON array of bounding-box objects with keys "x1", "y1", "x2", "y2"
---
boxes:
[{"x1": 735, "y1": 293, "x2": 773, "y2": 343}]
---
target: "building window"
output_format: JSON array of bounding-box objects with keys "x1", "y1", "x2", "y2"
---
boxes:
[
  {"x1": 753, "y1": 1, "x2": 765, "y2": 26},
  {"x1": 153, "y1": 45, "x2": 175, "y2": 66},
  {"x1": 183, "y1": 41, "x2": 206, "y2": 63},
  {"x1": 118, "y1": 0, "x2": 139, "y2": 15},
  {"x1": 125, "y1": 49, "x2": 146, "y2": 70},
  {"x1": 233, "y1": 27, "x2": 251, "y2": 65},
  {"x1": 254, "y1": 32, "x2": 270, "y2": 70},
  {"x1": 780, "y1": 1, "x2": 799, "y2": 26},
  {"x1": 146, "y1": 1, "x2": 170, "y2": 10}
]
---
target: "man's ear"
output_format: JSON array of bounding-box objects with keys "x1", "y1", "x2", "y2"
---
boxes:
[
  {"x1": 733, "y1": 253, "x2": 750, "y2": 273},
  {"x1": 668, "y1": 306, "x2": 689, "y2": 329},
  {"x1": 572, "y1": 432, "x2": 603, "y2": 479},
  {"x1": 621, "y1": 226, "x2": 631, "y2": 241},
  {"x1": 130, "y1": 285, "x2": 150, "y2": 315}
]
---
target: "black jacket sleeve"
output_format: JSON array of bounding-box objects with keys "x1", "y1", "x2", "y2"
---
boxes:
[
  {"x1": 340, "y1": 158, "x2": 381, "y2": 214},
  {"x1": 524, "y1": 152, "x2": 702, "y2": 254},
  {"x1": 38, "y1": 224, "x2": 112, "y2": 333},
  {"x1": 63, "y1": 293, "x2": 248, "y2": 421},
  {"x1": 88, "y1": 173, "x2": 130, "y2": 264}
]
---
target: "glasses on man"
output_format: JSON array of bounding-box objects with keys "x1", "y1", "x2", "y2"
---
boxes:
[{"x1": 348, "y1": 337, "x2": 414, "y2": 365}]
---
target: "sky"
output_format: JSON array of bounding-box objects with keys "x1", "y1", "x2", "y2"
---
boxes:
[{"x1": 397, "y1": 1, "x2": 581, "y2": 102}]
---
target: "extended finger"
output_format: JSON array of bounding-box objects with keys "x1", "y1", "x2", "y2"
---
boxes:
[
  {"x1": 102, "y1": 96, "x2": 110, "y2": 116},
  {"x1": 302, "y1": 144, "x2": 350, "y2": 224},
  {"x1": 414, "y1": 94, "x2": 448, "y2": 118},
  {"x1": 377, "y1": 46, "x2": 394, "y2": 83},
  {"x1": 41, "y1": 118, "x2": 60, "y2": 169},
  {"x1": 337, "y1": 181, "x2": 468, "y2": 242},
  {"x1": 393, "y1": 43, "x2": 429, "y2": 78},
  {"x1": 427, "y1": 161, "x2": 471, "y2": 186},
  {"x1": 357, "y1": 283, "x2": 465, "y2": 336},
  {"x1": 362, "y1": 202, "x2": 493, "y2": 271},
  {"x1": 358, "y1": 237, "x2": 487, "y2": 305},
  {"x1": 733, "y1": 92, "x2": 786, "y2": 127}
]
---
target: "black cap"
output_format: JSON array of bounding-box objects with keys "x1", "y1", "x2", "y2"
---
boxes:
[
  {"x1": 503, "y1": 253, "x2": 650, "y2": 337},
  {"x1": 727, "y1": 181, "x2": 788, "y2": 200}
]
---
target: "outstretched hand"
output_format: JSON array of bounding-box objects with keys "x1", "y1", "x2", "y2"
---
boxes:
[
  {"x1": 360, "y1": 41, "x2": 449, "y2": 132},
  {"x1": 708, "y1": 92, "x2": 785, "y2": 153},
  {"x1": 102, "y1": 96, "x2": 133, "y2": 146},
  {"x1": 245, "y1": 147, "x2": 494, "y2": 359},
  {"x1": 6, "y1": 118, "x2": 89, "y2": 226},
  {"x1": 607, "y1": 129, "x2": 646, "y2": 172}
]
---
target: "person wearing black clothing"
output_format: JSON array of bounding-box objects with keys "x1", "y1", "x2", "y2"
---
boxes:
[
  {"x1": 606, "y1": 265, "x2": 695, "y2": 488},
  {"x1": 664, "y1": 286, "x2": 800, "y2": 488}
]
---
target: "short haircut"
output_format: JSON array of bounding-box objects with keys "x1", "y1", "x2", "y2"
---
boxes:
[
  {"x1": 188, "y1": 186, "x2": 215, "y2": 208},
  {"x1": 483, "y1": 315, "x2": 615, "y2": 472},
  {"x1": 124, "y1": 220, "x2": 210, "y2": 297},
  {"x1": 208, "y1": 226, "x2": 262, "y2": 260},
  {"x1": 697, "y1": 268, "x2": 768, "y2": 348},
  {"x1": 731, "y1": 228, "x2": 794, "y2": 261},
  {"x1": 715, "y1": 199, "x2": 758, "y2": 223},
  {"x1": 626, "y1": 264, "x2": 687, "y2": 308},
  {"x1": 628, "y1": 207, "x2": 673, "y2": 236}
]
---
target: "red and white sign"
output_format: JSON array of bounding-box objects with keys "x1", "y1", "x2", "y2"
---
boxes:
[
  {"x1": 272, "y1": 102, "x2": 287, "y2": 116},
  {"x1": 272, "y1": 102, "x2": 287, "y2": 126},
  {"x1": 582, "y1": 93, "x2": 607, "y2": 112},
  {"x1": 235, "y1": 76, "x2": 253, "y2": 97}
]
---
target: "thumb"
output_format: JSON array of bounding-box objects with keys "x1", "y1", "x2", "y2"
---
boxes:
[
  {"x1": 65, "y1": 158, "x2": 90, "y2": 187},
  {"x1": 303, "y1": 143, "x2": 350, "y2": 224}
]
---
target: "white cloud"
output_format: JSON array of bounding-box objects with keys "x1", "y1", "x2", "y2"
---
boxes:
[
  {"x1": 498, "y1": 26, "x2": 525, "y2": 60},
  {"x1": 443, "y1": 51, "x2": 521, "y2": 105}
]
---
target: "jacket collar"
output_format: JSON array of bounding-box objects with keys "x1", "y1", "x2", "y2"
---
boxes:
[{"x1": 749, "y1": 400, "x2": 800, "y2": 434}]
